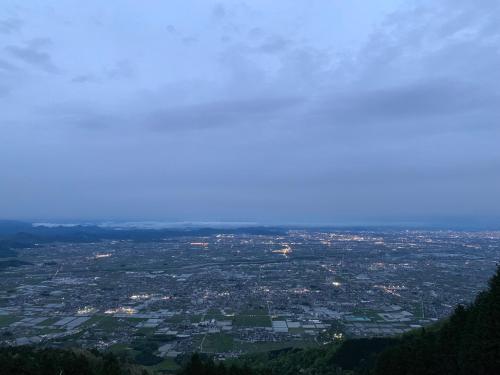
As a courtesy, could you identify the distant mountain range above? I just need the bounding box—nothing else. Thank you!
[0,220,285,259]
[1,218,498,260]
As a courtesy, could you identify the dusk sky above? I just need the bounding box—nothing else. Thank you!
[1,0,499,225]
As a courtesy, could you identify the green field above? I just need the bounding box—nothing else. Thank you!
[189,314,203,323]
[108,343,132,353]
[88,315,140,332]
[235,338,318,353]
[38,317,62,326]
[146,358,180,374]
[0,315,19,327]
[165,314,188,324]
[288,327,305,334]
[240,309,268,316]
[204,309,230,321]
[36,327,64,335]
[202,333,234,353]
[233,314,271,327]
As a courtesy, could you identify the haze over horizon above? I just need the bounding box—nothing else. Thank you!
[1,0,500,224]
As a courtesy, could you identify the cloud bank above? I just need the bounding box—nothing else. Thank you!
[0,0,499,224]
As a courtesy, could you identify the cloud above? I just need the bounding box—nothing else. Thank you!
[147,96,304,131]
[1,0,499,222]
[5,39,59,73]
[0,18,22,34]
[257,35,291,54]
[105,60,134,79]
[71,62,134,84]
[0,59,18,72]
[247,27,264,39]
[318,80,497,125]
[38,95,303,133]
[0,84,12,97]
[212,3,227,20]
[182,36,198,45]
[35,101,115,131]
[166,24,177,34]
[71,74,100,84]
[285,0,500,137]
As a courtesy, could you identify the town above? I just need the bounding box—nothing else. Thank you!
[1,229,499,368]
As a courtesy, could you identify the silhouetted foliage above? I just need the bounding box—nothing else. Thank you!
[0,346,145,375]
[373,265,500,375]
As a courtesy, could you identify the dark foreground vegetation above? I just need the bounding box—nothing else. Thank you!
[0,347,146,375]
[2,265,499,375]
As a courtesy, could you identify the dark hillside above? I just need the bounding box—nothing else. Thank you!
[0,346,147,375]
[374,265,500,375]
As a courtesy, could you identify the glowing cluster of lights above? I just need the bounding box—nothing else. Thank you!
[77,306,97,315]
[94,253,112,259]
[292,287,310,294]
[104,307,136,315]
[369,262,386,270]
[272,244,292,256]
[130,294,150,300]
[374,284,406,297]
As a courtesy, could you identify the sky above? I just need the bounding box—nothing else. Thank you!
[0,0,499,225]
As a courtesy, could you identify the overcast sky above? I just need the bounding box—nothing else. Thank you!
[1,0,499,225]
